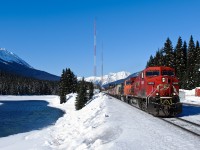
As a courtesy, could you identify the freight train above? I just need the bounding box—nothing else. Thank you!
[104,66,182,117]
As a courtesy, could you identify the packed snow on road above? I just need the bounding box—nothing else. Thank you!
[0,90,200,150]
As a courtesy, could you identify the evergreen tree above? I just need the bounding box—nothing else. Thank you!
[64,68,77,94]
[59,69,67,103]
[59,68,77,103]
[75,78,88,110]
[88,82,94,100]
[60,93,66,104]
[65,68,71,94]
[146,55,154,67]
[146,49,165,68]
[154,49,164,66]
[69,69,78,93]
[194,41,200,87]
[186,35,196,89]
[181,41,188,89]
[163,38,175,68]
[174,36,187,88]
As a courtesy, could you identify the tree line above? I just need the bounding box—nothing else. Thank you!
[0,71,59,95]
[146,35,200,90]
[1,67,94,110]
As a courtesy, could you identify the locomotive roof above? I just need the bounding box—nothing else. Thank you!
[145,66,175,70]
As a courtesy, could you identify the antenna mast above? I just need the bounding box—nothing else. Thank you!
[94,19,97,78]
[101,42,104,85]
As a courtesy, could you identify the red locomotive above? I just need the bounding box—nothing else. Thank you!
[106,66,182,117]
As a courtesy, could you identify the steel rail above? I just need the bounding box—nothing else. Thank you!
[160,118,200,137]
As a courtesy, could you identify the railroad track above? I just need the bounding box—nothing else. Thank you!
[106,94,200,137]
[160,117,200,137]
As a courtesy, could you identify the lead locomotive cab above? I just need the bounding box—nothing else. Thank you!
[142,66,182,116]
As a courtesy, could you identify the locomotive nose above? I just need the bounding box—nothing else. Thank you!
[161,77,171,84]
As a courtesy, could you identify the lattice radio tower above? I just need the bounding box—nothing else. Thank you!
[94,19,97,78]
[101,42,104,85]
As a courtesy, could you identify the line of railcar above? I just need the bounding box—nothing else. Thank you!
[103,66,182,117]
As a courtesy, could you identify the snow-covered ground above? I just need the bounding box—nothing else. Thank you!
[180,89,200,105]
[0,91,200,150]
[179,89,200,125]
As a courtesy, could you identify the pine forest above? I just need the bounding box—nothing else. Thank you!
[146,35,200,90]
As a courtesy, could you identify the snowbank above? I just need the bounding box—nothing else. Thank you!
[180,89,200,105]
[179,89,195,96]
[47,93,112,149]
[47,93,200,150]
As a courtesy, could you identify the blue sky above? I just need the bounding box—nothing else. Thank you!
[0,0,200,77]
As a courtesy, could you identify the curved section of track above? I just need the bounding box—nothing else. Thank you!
[106,93,200,138]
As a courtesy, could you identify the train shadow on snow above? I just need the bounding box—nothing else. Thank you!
[178,104,200,117]
[0,100,65,138]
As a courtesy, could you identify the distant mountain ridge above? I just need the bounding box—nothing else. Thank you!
[0,48,32,68]
[102,71,140,89]
[78,71,131,85]
[0,48,60,81]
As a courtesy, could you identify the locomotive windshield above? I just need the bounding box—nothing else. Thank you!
[162,70,175,76]
[146,70,159,76]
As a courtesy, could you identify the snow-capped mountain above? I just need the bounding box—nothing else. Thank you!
[102,71,131,85]
[78,71,131,85]
[0,48,32,68]
[0,48,60,81]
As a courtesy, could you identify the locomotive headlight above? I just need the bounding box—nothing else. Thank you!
[173,92,176,96]
[156,92,159,96]
[162,77,166,83]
